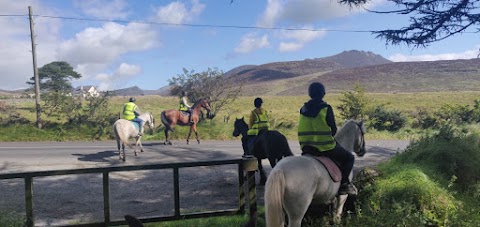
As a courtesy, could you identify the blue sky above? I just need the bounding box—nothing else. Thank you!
[1,0,479,91]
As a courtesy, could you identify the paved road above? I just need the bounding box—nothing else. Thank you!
[0,140,409,173]
[0,140,409,226]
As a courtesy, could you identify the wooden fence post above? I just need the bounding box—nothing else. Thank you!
[242,156,258,227]
[25,177,34,227]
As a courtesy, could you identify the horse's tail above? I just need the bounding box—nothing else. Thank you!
[160,111,173,132]
[114,121,134,150]
[265,168,286,227]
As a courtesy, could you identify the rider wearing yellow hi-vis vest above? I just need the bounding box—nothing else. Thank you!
[122,97,144,137]
[298,82,356,195]
[246,97,270,155]
[179,91,194,125]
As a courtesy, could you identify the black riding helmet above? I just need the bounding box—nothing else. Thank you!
[308,82,326,99]
[129,97,136,102]
[254,97,263,108]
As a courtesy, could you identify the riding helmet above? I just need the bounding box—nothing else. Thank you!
[308,82,326,99]
[129,97,136,102]
[254,97,263,108]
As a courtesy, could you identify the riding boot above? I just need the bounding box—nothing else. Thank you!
[338,182,357,195]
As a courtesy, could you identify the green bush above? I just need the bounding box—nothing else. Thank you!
[368,106,407,131]
[411,107,438,129]
[337,83,368,120]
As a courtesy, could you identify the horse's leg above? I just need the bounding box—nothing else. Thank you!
[193,124,200,144]
[119,142,124,161]
[122,143,126,162]
[268,157,277,168]
[164,128,172,145]
[333,194,349,224]
[134,136,141,156]
[258,158,267,185]
[186,126,193,144]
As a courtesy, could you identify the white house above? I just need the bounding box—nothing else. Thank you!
[74,85,100,98]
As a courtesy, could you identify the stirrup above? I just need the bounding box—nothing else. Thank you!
[338,183,357,195]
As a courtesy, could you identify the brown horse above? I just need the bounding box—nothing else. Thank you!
[160,98,213,145]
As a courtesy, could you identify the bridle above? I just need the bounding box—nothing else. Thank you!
[353,121,366,156]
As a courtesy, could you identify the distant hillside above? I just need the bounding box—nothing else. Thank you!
[112,85,172,96]
[239,58,480,96]
[226,50,392,83]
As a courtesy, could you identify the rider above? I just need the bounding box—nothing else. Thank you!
[246,97,270,155]
[298,82,357,195]
[179,91,194,125]
[122,97,144,137]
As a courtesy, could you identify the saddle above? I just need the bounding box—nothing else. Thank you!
[180,111,190,116]
[130,121,141,130]
[303,154,342,182]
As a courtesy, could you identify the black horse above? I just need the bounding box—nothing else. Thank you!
[232,117,293,185]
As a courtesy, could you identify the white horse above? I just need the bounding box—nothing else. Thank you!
[265,119,366,227]
[113,113,154,162]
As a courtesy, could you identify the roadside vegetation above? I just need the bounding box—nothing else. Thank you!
[2,89,480,142]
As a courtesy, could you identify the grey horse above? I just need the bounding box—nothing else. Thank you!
[113,113,154,162]
[265,120,366,227]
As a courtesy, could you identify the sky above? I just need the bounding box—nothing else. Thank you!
[1,0,479,91]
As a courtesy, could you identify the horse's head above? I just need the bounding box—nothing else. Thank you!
[233,117,248,137]
[198,98,215,119]
[353,120,366,157]
[142,113,155,131]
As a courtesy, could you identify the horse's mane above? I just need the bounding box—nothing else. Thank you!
[192,98,207,109]
[335,119,365,139]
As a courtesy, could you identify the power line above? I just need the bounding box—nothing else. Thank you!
[0,13,374,33]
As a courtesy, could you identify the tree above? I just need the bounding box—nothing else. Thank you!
[26,61,81,124]
[337,83,368,120]
[169,68,243,115]
[27,61,81,92]
[339,0,480,46]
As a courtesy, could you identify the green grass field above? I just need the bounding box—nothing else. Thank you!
[2,91,480,141]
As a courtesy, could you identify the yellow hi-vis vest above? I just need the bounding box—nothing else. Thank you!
[179,97,188,111]
[247,109,270,136]
[122,102,137,121]
[298,107,336,151]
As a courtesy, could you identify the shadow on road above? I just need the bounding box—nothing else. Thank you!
[72,150,117,162]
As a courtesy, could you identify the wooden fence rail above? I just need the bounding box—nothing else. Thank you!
[0,157,258,227]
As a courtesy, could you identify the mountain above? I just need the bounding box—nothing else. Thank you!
[225,50,392,83]
[226,50,480,95]
[112,85,172,96]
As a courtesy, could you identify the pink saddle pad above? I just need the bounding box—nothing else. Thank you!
[304,154,342,182]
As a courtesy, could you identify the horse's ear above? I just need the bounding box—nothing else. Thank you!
[241,117,244,120]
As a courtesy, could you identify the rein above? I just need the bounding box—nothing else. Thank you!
[353,121,366,155]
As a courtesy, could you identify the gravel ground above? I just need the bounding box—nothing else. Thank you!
[0,140,409,226]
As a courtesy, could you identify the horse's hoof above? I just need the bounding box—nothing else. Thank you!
[134,153,138,156]
[197,140,200,144]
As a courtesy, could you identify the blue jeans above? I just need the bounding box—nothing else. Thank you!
[131,117,144,129]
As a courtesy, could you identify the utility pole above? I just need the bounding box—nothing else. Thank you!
[28,6,42,129]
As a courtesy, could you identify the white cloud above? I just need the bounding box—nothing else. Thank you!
[57,22,158,79]
[0,1,59,90]
[277,28,326,52]
[258,0,383,27]
[389,47,480,62]
[234,33,270,54]
[95,63,142,91]
[73,0,130,20]
[153,0,205,24]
